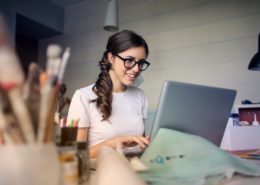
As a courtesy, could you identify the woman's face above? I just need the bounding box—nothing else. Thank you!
[108,46,147,89]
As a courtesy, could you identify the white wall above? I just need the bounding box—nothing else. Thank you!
[39,0,260,111]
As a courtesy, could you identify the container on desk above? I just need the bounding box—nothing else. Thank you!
[60,127,78,147]
[230,113,240,126]
[58,146,79,185]
[0,143,61,185]
[227,126,260,150]
[77,142,90,184]
[222,104,260,151]
[230,104,260,150]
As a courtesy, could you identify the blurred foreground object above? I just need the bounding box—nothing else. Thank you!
[0,15,71,144]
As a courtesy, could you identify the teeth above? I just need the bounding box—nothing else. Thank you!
[126,74,135,80]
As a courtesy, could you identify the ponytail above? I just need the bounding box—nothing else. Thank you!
[92,51,113,120]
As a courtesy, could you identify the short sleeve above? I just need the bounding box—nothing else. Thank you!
[66,90,90,128]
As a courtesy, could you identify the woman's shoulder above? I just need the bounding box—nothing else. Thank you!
[74,84,96,98]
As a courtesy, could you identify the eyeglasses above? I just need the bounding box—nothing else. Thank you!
[114,53,150,71]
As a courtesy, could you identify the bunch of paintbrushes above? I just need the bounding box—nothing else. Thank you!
[37,45,71,143]
[0,16,70,144]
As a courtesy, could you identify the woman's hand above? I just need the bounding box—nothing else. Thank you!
[106,135,150,149]
[78,128,149,158]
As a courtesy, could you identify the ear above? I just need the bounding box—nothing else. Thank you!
[107,52,115,64]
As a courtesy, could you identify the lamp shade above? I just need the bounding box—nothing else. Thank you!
[104,0,119,32]
[248,33,260,71]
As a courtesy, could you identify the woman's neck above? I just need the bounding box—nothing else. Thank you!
[113,82,127,93]
[109,70,127,93]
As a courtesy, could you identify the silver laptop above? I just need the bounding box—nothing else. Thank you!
[149,80,237,146]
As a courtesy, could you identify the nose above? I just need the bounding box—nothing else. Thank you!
[131,63,140,72]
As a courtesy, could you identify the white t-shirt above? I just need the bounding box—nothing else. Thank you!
[67,84,148,146]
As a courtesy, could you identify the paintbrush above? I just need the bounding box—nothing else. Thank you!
[43,86,59,143]
[0,87,25,144]
[0,48,35,144]
[57,47,70,85]
[44,47,71,142]
[23,62,41,135]
[37,44,62,143]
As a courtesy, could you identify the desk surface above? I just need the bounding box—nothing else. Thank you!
[220,175,260,185]
[87,170,260,185]
[87,151,260,185]
[222,151,260,185]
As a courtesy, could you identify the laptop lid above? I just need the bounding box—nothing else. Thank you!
[149,80,236,146]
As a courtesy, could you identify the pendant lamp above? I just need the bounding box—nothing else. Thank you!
[104,0,119,32]
[248,33,260,71]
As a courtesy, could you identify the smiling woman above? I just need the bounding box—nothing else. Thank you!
[67,30,150,158]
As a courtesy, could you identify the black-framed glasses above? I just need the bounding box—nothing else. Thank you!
[114,53,150,71]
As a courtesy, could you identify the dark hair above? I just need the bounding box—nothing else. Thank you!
[92,30,149,120]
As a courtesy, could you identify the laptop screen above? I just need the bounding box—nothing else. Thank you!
[149,81,236,146]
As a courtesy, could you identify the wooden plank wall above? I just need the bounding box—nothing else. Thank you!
[39,0,260,111]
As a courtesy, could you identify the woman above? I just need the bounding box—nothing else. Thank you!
[67,30,150,158]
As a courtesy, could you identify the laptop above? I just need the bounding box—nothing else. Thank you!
[124,81,236,156]
[149,80,237,146]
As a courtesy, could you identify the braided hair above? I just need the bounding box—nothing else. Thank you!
[92,30,149,120]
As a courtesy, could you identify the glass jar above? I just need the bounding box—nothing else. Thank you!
[58,146,78,185]
[77,142,90,184]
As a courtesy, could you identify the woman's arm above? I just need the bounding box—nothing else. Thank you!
[77,128,149,159]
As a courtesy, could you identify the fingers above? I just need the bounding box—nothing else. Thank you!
[132,137,146,148]
[107,135,150,150]
[122,135,149,149]
[139,136,149,145]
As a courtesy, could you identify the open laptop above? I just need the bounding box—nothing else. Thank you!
[123,80,236,156]
[149,80,237,146]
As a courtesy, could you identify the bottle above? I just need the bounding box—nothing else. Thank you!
[252,113,259,126]
[230,113,240,126]
[77,142,90,184]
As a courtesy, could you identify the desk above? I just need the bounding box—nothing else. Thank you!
[86,147,260,185]
[220,175,260,185]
